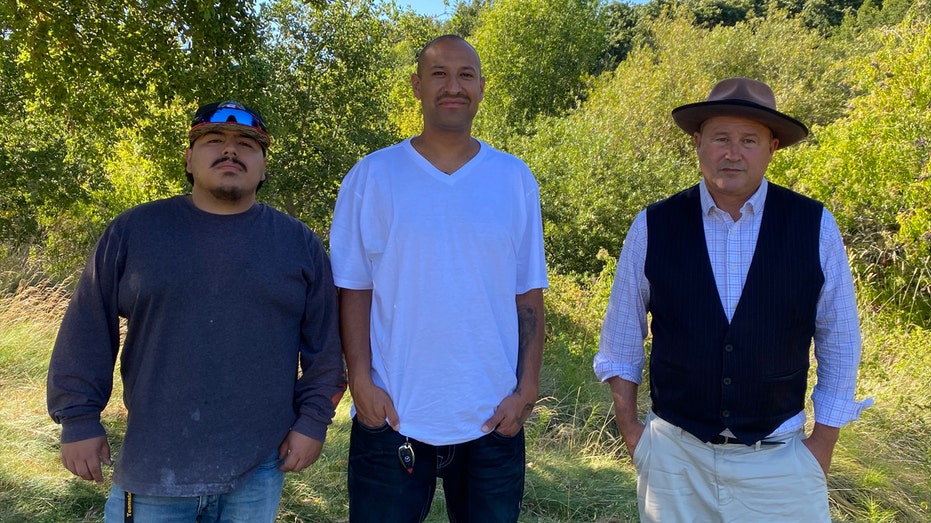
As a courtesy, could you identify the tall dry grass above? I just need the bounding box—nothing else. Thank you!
[1,266,929,521]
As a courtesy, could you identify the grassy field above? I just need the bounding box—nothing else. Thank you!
[1,268,929,522]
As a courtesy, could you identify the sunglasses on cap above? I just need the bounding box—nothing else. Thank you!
[189,101,270,149]
[193,104,267,132]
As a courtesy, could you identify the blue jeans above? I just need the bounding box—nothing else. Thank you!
[103,451,284,522]
[347,416,525,523]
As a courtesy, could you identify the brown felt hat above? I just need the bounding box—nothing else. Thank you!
[671,78,808,149]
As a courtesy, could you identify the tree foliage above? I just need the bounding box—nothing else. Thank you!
[599,1,650,69]
[2,1,930,517]
[5,0,263,127]
[1,0,269,273]
[256,0,398,232]
[519,10,854,275]
[0,0,399,272]
[639,0,869,32]
[779,9,931,323]
[1,0,929,336]
[471,0,608,144]
[443,0,487,36]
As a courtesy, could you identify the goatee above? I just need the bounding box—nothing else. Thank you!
[209,186,244,202]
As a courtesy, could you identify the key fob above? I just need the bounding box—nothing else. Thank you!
[398,441,415,474]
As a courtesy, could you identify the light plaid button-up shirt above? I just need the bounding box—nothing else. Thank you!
[594,178,872,434]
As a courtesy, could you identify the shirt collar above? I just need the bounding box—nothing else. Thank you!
[698,177,769,217]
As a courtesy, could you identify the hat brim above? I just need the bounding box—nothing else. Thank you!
[189,123,270,150]
[671,100,808,149]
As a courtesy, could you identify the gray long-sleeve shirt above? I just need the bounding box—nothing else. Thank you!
[47,195,346,496]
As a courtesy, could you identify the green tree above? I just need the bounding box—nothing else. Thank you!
[518,11,854,275]
[639,0,871,33]
[257,0,399,233]
[1,0,267,274]
[471,0,608,144]
[4,0,263,130]
[779,10,931,323]
[598,1,649,71]
[800,0,866,33]
[443,0,488,36]
[1,0,408,274]
[845,0,920,31]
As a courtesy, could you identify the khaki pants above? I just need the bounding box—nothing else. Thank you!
[633,412,831,522]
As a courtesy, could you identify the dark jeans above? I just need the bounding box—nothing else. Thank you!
[347,416,525,523]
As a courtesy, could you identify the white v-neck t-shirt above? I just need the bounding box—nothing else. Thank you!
[331,138,548,445]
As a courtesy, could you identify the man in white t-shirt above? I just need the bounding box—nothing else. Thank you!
[330,34,548,522]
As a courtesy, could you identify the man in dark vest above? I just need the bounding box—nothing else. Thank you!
[594,77,872,521]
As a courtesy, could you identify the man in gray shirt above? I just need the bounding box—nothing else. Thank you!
[47,100,346,522]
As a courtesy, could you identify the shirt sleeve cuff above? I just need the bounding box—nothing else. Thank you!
[290,415,329,443]
[811,387,874,428]
[60,414,107,444]
[593,360,643,385]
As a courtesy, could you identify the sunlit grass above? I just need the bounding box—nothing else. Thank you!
[1,274,929,522]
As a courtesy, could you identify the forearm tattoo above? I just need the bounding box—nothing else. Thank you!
[514,303,538,422]
[516,303,536,382]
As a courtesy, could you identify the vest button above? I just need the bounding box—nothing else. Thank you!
[723,377,732,385]
[722,410,731,417]
[724,344,734,352]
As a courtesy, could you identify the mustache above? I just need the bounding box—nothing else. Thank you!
[437,95,469,103]
[718,161,744,169]
[211,156,247,170]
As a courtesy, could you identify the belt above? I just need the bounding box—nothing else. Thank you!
[708,435,785,446]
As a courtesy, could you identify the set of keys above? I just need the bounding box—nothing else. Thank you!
[398,439,415,474]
